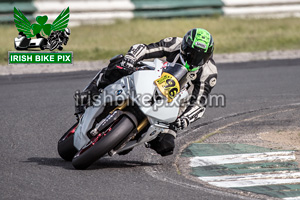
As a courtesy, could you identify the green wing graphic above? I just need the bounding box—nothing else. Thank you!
[51,7,70,32]
[14,7,34,38]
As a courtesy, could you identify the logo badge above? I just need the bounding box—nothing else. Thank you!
[116,90,123,96]
[209,77,217,87]
[188,71,197,81]
[195,41,206,49]
[9,7,73,64]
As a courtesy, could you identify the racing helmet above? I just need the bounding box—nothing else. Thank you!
[64,28,71,37]
[181,28,214,71]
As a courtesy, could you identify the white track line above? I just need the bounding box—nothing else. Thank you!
[202,177,300,188]
[143,154,254,200]
[199,171,300,188]
[284,197,300,200]
[190,151,295,167]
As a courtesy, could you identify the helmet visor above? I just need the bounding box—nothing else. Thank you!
[182,45,210,68]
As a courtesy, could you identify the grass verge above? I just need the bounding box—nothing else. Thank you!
[1,16,300,65]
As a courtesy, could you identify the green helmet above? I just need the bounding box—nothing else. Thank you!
[181,28,214,71]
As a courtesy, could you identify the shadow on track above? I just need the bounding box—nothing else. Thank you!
[24,157,161,170]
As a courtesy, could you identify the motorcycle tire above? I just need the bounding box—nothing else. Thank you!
[72,116,135,170]
[57,122,79,161]
[40,38,46,50]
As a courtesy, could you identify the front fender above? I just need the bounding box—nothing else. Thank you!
[74,105,105,150]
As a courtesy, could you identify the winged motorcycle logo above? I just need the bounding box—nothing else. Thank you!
[14,7,71,51]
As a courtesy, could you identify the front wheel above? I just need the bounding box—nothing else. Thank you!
[57,122,78,161]
[72,116,135,170]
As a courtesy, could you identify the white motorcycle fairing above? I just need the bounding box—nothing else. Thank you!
[74,59,189,152]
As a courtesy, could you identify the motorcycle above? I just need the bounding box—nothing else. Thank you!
[57,56,190,169]
[47,30,68,51]
[14,32,47,50]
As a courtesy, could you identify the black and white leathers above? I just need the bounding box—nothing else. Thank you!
[124,37,218,124]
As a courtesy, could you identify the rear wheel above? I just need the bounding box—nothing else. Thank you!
[57,122,78,161]
[40,38,46,50]
[72,116,135,170]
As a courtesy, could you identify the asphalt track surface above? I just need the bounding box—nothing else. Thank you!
[1,59,300,200]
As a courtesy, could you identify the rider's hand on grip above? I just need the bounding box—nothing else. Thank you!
[118,56,136,74]
[120,55,135,69]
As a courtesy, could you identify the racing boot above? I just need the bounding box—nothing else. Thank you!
[148,133,175,156]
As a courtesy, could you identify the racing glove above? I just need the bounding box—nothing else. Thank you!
[171,116,190,131]
[120,55,135,69]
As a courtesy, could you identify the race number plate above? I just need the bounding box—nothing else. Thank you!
[154,72,180,103]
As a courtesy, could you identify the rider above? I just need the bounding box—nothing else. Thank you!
[48,28,71,50]
[75,28,217,156]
